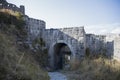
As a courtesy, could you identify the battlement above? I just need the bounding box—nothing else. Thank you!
[0,0,25,14]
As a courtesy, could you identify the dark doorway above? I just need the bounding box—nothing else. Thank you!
[54,43,71,70]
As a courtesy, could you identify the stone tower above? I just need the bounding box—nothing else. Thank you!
[0,0,7,4]
[20,5,25,15]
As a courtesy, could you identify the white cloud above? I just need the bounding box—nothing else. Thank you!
[111,28,120,33]
[85,23,120,34]
[99,29,107,33]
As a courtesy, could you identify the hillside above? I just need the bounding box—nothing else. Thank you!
[0,10,49,80]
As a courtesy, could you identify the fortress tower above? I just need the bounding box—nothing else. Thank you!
[20,5,25,14]
[0,0,25,15]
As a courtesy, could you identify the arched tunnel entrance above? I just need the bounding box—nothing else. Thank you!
[53,43,71,70]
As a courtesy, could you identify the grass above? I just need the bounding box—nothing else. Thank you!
[0,33,50,80]
[0,10,50,80]
[62,57,120,80]
[0,9,23,18]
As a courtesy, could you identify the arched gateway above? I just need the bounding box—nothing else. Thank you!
[43,27,86,70]
[49,41,75,70]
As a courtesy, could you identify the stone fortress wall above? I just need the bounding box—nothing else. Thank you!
[114,35,120,60]
[0,0,46,45]
[86,34,106,56]
[24,15,46,43]
[0,0,120,63]
[0,0,25,14]
[43,27,86,57]
[86,33,120,59]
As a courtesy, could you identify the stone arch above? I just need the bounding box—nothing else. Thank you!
[48,40,75,70]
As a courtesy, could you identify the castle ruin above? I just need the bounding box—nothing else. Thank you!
[0,0,120,70]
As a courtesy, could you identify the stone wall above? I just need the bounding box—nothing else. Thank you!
[114,35,120,60]
[43,27,86,58]
[58,27,86,56]
[105,34,115,57]
[24,15,46,43]
[1,0,120,65]
[86,34,106,55]
[43,27,86,69]
[0,0,25,14]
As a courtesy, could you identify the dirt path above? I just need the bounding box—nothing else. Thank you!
[48,72,67,80]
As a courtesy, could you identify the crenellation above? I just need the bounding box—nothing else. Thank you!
[0,0,25,14]
[24,15,46,43]
[20,5,25,14]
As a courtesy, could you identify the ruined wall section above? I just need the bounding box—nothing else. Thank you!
[59,27,86,57]
[0,0,25,14]
[105,34,120,58]
[86,34,96,54]
[114,35,120,60]
[24,16,46,44]
[44,27,86,59]
[86,34,106,55]
[86,33,120,58]
[105,34,115,57]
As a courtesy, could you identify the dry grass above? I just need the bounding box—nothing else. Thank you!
[63,57,120,80]
[0,33,50,80]
[0,9,23,17]
[0,10,49,80]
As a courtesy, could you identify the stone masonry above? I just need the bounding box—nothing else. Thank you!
[0,0,25,14]
[1,0,120,69]
[114,35,120,60]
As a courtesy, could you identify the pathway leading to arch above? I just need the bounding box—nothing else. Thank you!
[48,72,67,80]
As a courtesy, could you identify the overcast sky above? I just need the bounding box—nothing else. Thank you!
[7,0,120,34]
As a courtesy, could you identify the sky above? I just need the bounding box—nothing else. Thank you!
[7,0,120,34]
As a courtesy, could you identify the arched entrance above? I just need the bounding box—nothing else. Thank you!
[53,43,72,70]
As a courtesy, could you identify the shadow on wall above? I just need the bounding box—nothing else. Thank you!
[106,41,114,58]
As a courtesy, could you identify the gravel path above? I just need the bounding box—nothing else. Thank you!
[48,72,67,80]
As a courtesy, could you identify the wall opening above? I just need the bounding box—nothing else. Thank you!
[53,43,71,70]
